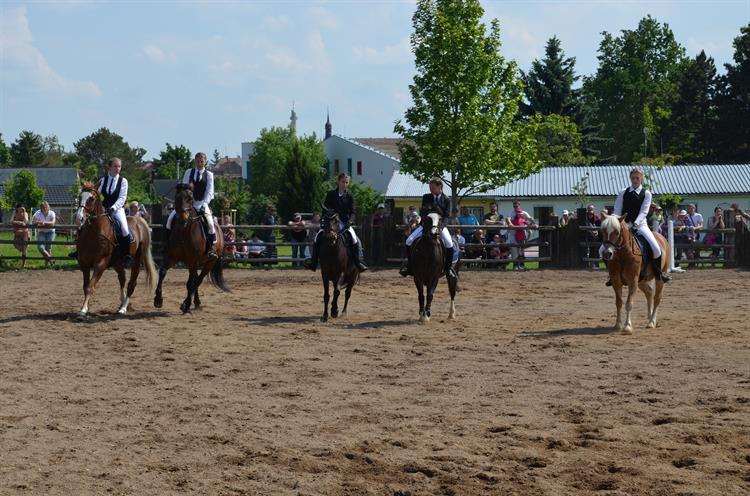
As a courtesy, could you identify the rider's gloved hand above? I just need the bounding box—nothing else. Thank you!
[108,207,115,215]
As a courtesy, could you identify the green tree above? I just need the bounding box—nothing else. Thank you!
[668,51,719,162]
[210,149,221,169]
[528,113,589,166]
[41,134,65,166]
[0,133,14,167]
[394,0,538,210]
[246,194,278,224]
[278,139,327,222]
[522,36,579,118]
[716,23,750,162]
[248,126,295,198]
[74,127,146,169]
[0,169,45,210]
[10,130,46,167]
[583,16,687,163]
[348,182,384,219]
[153,143,192,180]
[210,176,253,224]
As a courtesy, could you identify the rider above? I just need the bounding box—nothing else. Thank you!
[399,177,457,279]
[69,157,134,268]
[600,167,671,285]
[304,173,368,272]
[164,152,218,259]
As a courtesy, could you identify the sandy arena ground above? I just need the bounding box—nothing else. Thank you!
[0,267,748,495]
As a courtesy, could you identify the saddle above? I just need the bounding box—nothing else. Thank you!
[632,230,653,281]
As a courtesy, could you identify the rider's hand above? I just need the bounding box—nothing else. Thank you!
[108,207,115,215]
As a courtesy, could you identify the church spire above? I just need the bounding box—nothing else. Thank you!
[290,101,298,135]
[324,108,332,140]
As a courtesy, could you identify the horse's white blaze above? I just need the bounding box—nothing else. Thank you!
[76,191,92,224]
[428,213,440,235]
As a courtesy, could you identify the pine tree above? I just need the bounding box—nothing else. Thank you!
[522,36,579,118]
[716,23,750,162]
[10,131,45,167]
[668,51,718,162]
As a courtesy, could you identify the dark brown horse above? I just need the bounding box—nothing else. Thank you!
[74,182,157,317]
[600,214,669,333]
[410,212,458,322]
[154,183,229,313]
[318,208,359,322]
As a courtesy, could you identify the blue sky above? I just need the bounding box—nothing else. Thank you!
[1,0,748,160]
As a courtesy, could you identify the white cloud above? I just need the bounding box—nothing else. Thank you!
[0,6,101,97]
[143,44,176,63]
[352,37,411,65]
[262,14,292,31]
[307,6,338,31]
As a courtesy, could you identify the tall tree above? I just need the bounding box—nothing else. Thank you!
[394,0,538,210]
[522,36,579,118]
[277,139,327,223]
[248,126,295,198]
[10,131,45,167]
[41,134,65,166]
[74,127,146,170]
[583,16,687,163]
[210,149,221,169]
[153,143,192,180]
[528,113,590,166]
[716,23,750,162]
[0,133,12,167]
[0,169,45,210]
[668,51,719,162]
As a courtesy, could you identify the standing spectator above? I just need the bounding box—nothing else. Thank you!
[372,203,387,227]
[559,210,571,227]
[261,205,277,264]
[457,206,480,237]
[483,203,503,242]
[674,209,690,260]
[686,204,703,242]
[651,206,664,233]
[307,212,321,247]
[729,203,750,228]
[222,215,236,258]
[584,205,601,268]
[509,205,535,271]
[706,207,725,258]
[406,210,421,237]
[32,201,56,267]
[11,204,30,268]
[288,212,308,267]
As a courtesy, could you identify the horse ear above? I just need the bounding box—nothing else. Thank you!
[620,213,627,222]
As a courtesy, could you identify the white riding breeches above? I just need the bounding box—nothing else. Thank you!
[599,222,662,258]
[166,202,216,236]
[112,208,129,237]
[314,223,359,245]
[406,225,455,249]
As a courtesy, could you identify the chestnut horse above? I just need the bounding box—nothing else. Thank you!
[154,183,229,314]
[318,208,359,322]
[410,212,458,323]
[74,182,157,317]
[600,214,669,333]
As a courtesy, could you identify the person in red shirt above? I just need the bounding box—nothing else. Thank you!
[372,203,387,227]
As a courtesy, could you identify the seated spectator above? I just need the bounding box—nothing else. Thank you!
[372,203,387,227]
[453,228,466,257]
[559,210,571,227]
[705,206,725,258]
[457,206,480,237]
[406,210,421,237]
[464,229,485,259]
[288,212,307,267]
[486,233,510,270]
[404,205,419,225]
[235,232,248,259]
[222,215,236,258]
[247,232,266,266]
[33,201,56,267]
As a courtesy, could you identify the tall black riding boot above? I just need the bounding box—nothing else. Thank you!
[399,247,413,277]
[444,246,457,278]
[652,256,672,283]
[304,237,320,271]
[206,232,218,259]
[351,243,368,272]
[120,233,134,269]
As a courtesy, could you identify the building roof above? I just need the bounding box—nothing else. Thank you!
[386,165,750,198]
[330,135,401,162]
[212,157,243,178]
[0,168,79,205]
[352,138,402,160]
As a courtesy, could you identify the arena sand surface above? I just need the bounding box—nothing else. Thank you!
[0,268,748,496]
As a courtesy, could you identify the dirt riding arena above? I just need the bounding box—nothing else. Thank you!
[0,268,748,495]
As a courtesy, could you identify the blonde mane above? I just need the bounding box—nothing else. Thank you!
[601,215,621,237]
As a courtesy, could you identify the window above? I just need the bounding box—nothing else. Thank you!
[357,161,362,175]
[347,158,353,176]
[334,159,340,175]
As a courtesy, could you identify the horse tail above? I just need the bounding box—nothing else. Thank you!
[138,217,158,292]
[209,259,230,292]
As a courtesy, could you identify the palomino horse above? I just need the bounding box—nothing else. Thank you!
[600,214,669,333]
[318,208,359,322]
[74,182,157,317]
[410,212,458,323]
[154,183,229,314]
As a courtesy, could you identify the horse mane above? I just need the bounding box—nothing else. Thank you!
[81,181,98,193]
[601,215,621,237]
[176,183,194,192]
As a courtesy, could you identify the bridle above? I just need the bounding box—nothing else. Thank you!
[321,211,340,244]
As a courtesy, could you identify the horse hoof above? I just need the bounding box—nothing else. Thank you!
[76,312,87,321]
[646,321,655,329]
[321,316,328,322]
[331,311,339,319]
[193,305,203,312]
[117,307,127,315]
[154,297,163,308]
[180,303,191,314]
[622,326,633,334]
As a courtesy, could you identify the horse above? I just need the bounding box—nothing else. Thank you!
[600,214,669,333]
[318,208,359,322]
[410,212,458,323]
[74,182,157,317]
[153,183,229,314]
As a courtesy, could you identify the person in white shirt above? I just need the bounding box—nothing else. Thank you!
[164,152,218,259]
[600,167,671,285]
[68,157,134,267]
[32,201,56,266]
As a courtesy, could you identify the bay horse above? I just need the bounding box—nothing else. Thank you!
[74,182,157,317]
[410,212,458,323]
[600,214,669,333]
[154,183,229,314]
[318,208,359,322]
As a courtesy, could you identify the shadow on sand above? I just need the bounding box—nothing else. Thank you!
[521,326,619,337]
[236,315,414,330]
[0,311,170,325]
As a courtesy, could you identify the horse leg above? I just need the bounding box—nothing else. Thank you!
[115,266,128,314]
[424,278,438,321]
[192,263,212,311]
[79,268,91,317]
[639,279,655,328]
[613,283,623,330]
[416,280,426,323]
[180,269,197,314]
[331,281,340,319]
[447,274,457,320]
[321,278,330,322]
[81,265,107,317]
[154,263,170,308]
[341,279,353,319]
[651,279,664,328]
[623,278,637,333]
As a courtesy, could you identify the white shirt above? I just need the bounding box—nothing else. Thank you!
[614,186,651,227]
[687,212,703,228]
[32,209,56,232]
[98,174,129,212]
[181,168,214,206]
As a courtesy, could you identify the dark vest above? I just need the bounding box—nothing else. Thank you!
[622,188,645,223]
[101,175,123,209]
[190,168,208,201]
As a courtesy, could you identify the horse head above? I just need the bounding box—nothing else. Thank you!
[600,214,627,261]
[174,183,194,222]
[76,182,103,225]
[423,211,442,239]
[320,208,341,246]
